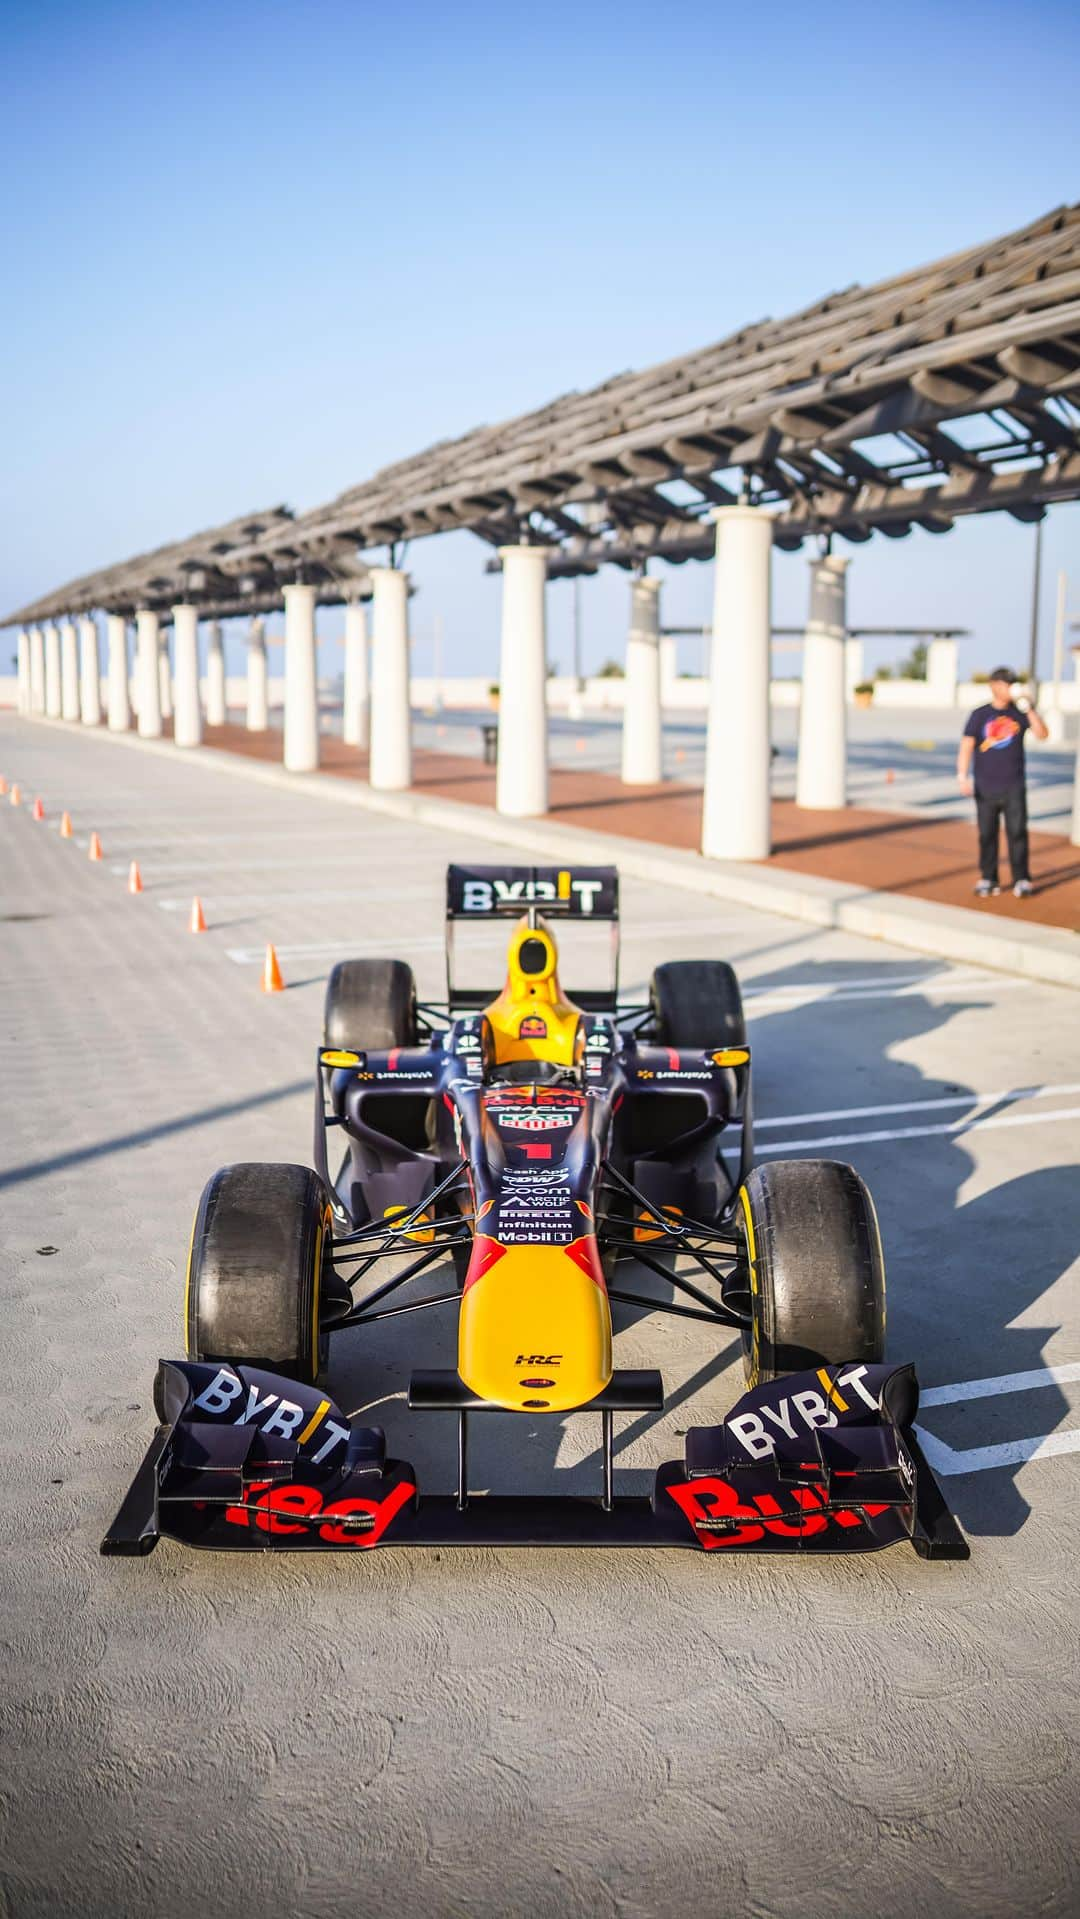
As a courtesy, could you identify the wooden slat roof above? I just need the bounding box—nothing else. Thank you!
[231,201,1080,577]
[4,508,370,626]
[7,202,1080,624]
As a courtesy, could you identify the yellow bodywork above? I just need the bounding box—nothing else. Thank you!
[458,1238,613,1411]
[483,917,582,1067]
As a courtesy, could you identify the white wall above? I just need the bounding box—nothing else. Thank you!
[6,672,1078,719]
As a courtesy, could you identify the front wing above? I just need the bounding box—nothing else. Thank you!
[101,1359,968,1560]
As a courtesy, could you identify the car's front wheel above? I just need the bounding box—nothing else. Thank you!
[737,1158,885,1385]
[185,1162,332,1385]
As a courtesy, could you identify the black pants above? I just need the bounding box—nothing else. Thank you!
[976,785,1029,885]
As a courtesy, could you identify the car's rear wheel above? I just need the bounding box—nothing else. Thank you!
[738,1158,885,1385]
[185,1163,331,1385]
[323,958,417,1051]
[650,959,746,1049]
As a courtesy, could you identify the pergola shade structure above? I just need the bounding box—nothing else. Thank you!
[7,203,1080,630]
[215,202,1080,581]
[4,508,371,627]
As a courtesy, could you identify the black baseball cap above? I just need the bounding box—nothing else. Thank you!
[988,666,1016,683]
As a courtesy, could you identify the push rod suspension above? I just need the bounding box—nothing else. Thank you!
[337,1243,458,1320]
[607,1287,746,1329]
[333,1160,470,1248]
[612,1244,739,1319]
[343,1290,462,1329]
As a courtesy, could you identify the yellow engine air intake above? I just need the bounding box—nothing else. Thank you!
[483,916,582,1067]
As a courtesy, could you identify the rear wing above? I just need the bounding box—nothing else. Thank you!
[445,864,620,1012]
[446,865,618,920]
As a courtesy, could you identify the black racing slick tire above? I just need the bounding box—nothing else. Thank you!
[185,1163,331,1386]
[323,958,417,1051]
[738,1158,885,1386]
[650,959,746,1049]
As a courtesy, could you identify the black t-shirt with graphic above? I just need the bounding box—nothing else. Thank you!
[963,701,1030,795]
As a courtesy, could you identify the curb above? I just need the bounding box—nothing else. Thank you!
[15,714,1080,991]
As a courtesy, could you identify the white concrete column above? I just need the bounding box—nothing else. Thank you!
[58,620,80,720]
[660,632,678,705]
[106,616,131,731]
[495,546,549,817]
[369,569,412,789]
[29,628,46,714]
[44,623,62,718]
[926,635,958,705]
[204,620,227,727]
[844,636,865,698]
[135,609,163,737]
[246,617,269,731]
[172,604,202,747]
[282,584,319,772]
[158,630,173,721]
[621,576,663,785]
[343,600,370,749]
[796,555,849,811]
[702,507,773,861]
[79,617,102,725]
[16,631,30,715]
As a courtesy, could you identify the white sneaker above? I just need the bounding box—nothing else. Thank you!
[1013,879,1033,898]
[974,880,1000,898]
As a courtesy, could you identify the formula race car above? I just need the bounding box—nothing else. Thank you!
[103,864,966,1560]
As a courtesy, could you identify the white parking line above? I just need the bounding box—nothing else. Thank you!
[226,935,448,963]
[744,971,1027,1007]
[916,1362,1080,1474]
[159,886,430,912]
[755,1082,1080,1130]
[920,1361,1080,1405]
[744,969,948,998]
[919,1427,1080,1473]
[760,1104,1080,1152]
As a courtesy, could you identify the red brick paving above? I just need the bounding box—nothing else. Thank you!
[201,722,1080,934]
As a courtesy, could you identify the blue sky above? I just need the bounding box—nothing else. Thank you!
[2,0,1079,680]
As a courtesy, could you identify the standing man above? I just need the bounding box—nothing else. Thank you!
[957,667,1048,898]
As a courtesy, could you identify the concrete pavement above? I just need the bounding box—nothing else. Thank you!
[1,712,1078,1918]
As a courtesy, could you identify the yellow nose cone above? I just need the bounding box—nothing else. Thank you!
[458,1238,612,1411]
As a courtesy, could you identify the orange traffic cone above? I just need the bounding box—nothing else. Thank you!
[32,796,45,821]
[88,831,103,861]
[127,860,143,895]
[261,943,285,993]
[60,811,73,838]
[9,783,21,806]
[0,776,8,796]
[189,896,207,934]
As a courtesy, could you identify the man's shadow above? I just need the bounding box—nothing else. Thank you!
[745,957,1074,1537]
